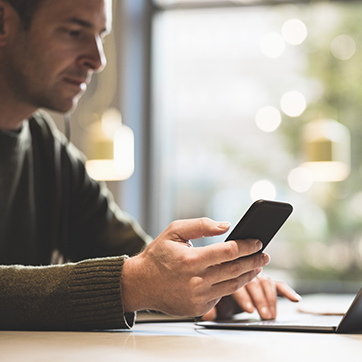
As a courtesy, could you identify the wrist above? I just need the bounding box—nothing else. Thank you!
[121,255,147,313]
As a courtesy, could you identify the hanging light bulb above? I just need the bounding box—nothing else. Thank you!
[85,108,134,181]
[300,119,350,182]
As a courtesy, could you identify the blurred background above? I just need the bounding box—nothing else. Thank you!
[51,0,362,294]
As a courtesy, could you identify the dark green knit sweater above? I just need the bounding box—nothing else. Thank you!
[0,111,151,330]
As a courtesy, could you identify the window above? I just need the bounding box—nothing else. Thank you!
[151,0,362,292]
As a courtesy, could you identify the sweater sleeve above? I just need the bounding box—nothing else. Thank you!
[0,256,135,331]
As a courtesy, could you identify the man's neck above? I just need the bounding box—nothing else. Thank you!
[0,74,37,131]
[0,115,34,131]
[0,99,37,131]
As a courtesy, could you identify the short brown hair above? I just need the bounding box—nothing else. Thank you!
[5,0,47,30]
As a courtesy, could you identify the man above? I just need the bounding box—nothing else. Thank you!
[0,0,300,330]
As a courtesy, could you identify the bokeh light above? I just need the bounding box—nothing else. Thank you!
[255,106,282,132]
[250,180,277,201]
[288,167,313,193]
[281,18,308,45]
[280,90,306,117]
[330,35,356,60]
[260,32,286,59]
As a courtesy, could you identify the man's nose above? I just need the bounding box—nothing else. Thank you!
[80,36,107,73]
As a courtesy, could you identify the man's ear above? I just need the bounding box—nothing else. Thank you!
[0,0,15,46]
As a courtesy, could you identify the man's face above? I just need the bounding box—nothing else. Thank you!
[3,0,111,113]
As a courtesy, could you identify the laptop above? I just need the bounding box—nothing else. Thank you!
[196,288,362,334]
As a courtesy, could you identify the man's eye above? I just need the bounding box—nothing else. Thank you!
[68,30,81,37]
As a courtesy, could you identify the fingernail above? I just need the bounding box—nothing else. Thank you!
[246,302,254,313]
[262,253,270,265]
[217,222,230,229]
[261,307,272,320]
[255,240,263,250]
[293,292,302,301]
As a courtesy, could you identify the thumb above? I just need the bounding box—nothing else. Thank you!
[166,218,230,242]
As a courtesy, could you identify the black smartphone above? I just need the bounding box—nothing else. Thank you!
[224,199,293,252]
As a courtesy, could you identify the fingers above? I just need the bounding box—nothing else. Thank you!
[209,268,263,301]
[133,218,286,318]
[194,239,264,269]
[275,280,302,302]
[232,286,255,314]
[234,276,278,320]
[161,218,266,269]
[202,278,301,322]
[237,276,300,320]
[204,252,270,285]
[250,275,277,319]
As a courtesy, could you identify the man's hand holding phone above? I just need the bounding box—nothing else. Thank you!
[121,218,270,317]
[121,200,298,320]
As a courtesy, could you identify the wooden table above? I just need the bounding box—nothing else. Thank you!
[1,295,362,362]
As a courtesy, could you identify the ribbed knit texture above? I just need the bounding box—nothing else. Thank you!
[0,257,136,330]
[69,257,135,330]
